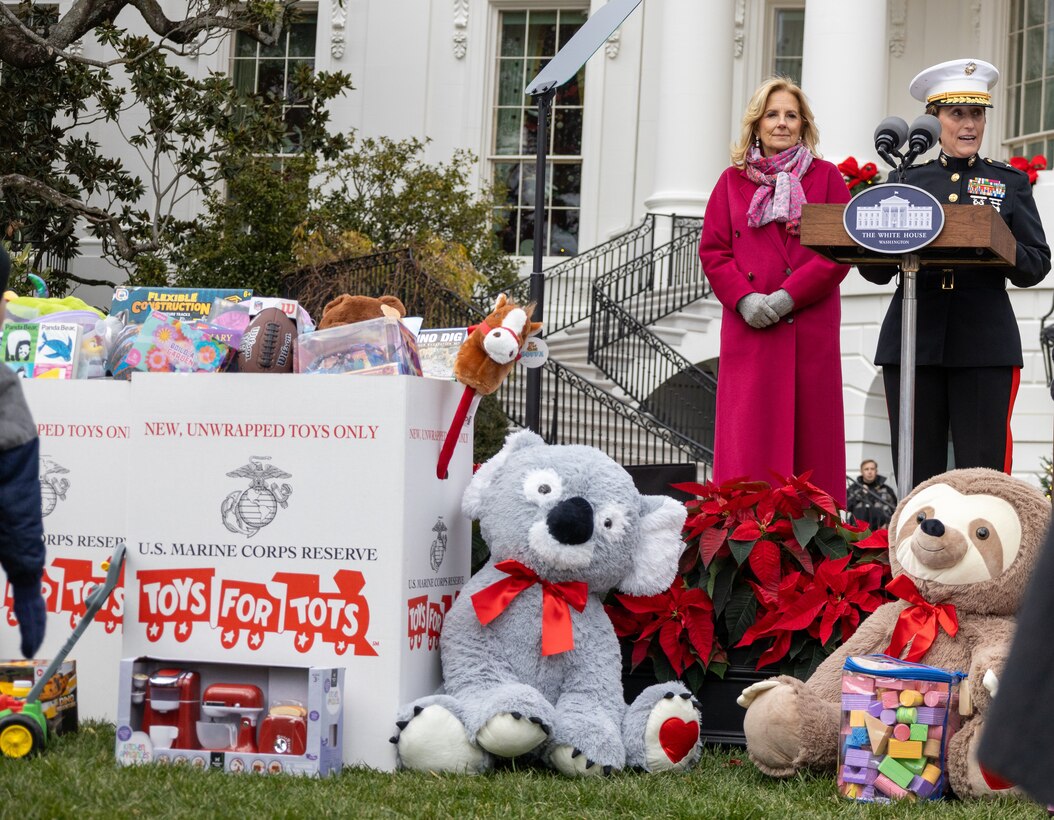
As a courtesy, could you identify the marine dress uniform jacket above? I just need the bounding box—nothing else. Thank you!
[699,158,851,506]
[861,154,1050,367]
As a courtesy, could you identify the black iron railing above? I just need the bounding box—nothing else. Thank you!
[493,216,657,335]
[496,358,709,465]
[589,223,716,458]
[594,219,708,328]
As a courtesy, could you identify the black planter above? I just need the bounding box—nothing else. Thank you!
[622,649,778,747]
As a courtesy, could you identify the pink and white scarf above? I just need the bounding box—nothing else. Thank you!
[745,143,813,235]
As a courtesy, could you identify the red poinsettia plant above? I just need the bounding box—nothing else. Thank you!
[837,156,882,196]
[605,473,893,692]
[1008,154,1048,185]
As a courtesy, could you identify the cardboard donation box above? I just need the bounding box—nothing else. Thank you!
[121,374,473,769]
[0,380,129,722]
[115,658,343,775]
[0,659,77,736]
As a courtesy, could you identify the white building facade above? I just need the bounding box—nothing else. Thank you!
[67,0,1054,490]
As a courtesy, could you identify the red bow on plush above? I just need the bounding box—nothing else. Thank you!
[883,574,959,662]
[471,559,589,656]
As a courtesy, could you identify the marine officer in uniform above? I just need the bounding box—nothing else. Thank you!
[861,58,1051,490]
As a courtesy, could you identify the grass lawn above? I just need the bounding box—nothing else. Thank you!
[0,722,1046,819]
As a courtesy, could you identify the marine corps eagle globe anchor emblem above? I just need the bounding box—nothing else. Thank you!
[221,456,293,537]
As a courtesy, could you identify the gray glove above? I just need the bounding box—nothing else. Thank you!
[736,293,779,329]
[765,289,795,318]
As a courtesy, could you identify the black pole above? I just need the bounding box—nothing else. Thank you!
[525,88,555,434]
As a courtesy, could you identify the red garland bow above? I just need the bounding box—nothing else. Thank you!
[471,559,589,656]
[883,574,959,662]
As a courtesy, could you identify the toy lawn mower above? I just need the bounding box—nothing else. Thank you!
[0,542,125,758]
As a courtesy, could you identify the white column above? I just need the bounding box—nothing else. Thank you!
[644,0,734,218]
[800,0,888,165]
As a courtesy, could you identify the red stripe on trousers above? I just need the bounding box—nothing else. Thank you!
[1003,367,1022,474]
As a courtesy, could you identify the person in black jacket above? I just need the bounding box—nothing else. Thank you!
[846,459,898,529]
[862,58,1051,490]
[0,244,47,658]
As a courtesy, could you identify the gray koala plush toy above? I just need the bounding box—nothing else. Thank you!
[392,430,703,775]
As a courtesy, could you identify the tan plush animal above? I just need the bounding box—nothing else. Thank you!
[317,294,406,330]
[738,468,1050,798]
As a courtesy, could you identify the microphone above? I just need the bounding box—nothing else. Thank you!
[874,117,908,169]
[902,114,941,166]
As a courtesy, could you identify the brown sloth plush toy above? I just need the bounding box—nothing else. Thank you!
[738,468,1050,799]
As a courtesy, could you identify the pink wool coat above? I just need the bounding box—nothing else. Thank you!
[699,158,851,506]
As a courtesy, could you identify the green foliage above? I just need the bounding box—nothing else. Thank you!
[0,1,352,281]
[142,157,314,297]
[299,134,518,298]
[1041,456,1052,501]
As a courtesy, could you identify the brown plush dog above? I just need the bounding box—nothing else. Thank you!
[738,468,1050,798]
[317,294,406,330]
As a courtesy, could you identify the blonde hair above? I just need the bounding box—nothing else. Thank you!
[731,77,821,167]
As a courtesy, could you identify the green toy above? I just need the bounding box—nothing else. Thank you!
[0,543,125,758]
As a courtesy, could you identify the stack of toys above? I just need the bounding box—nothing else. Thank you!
[838,655,964,803]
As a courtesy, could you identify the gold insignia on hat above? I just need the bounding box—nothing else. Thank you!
[910,58,998,108]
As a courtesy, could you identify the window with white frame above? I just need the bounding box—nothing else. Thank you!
[232,15,318,154]
[1006,0,1054,160]
[491,8,586,257]
[770,5,804,84]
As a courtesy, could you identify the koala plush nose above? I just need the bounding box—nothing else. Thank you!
[920,518,945,537]
[546,496,594,545]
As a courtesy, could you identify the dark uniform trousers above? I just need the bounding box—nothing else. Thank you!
[862,151,1050,491]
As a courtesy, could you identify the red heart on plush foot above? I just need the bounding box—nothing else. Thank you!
[659,717,699,762]
[979,763,1014,791]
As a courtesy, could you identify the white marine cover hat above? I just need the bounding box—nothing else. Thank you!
[909,58,999,107]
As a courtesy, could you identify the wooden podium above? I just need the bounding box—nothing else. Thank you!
[800,202,1016,491]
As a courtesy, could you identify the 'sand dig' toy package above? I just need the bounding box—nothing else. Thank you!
[838,654,964,802]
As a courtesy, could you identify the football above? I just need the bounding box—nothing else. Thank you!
[239,307,297,373]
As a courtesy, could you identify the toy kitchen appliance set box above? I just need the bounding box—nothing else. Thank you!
[114,658,343,775]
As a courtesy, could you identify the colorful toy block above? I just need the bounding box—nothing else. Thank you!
[878,755,915,789]
[895,706,917,724]
[880,709,897,725]
[893,723,911,741]
[843,675,876,694]
[923,690,948,707]
[864,714,892,755]
[921,763,942,784]
[899,689,924,707]
[887,739,924,759]
[874,772,910,798]
[848,727,870,748]
[915,706,945,725]
[842,765,870,785]
[923,738,942,758]
[842,694,872,711]
[881,690,901,709]
[849,710,866,728]
[910,775,936,799]
[909,723,928,742]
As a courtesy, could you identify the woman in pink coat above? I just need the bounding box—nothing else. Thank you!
[699,77,851,506]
